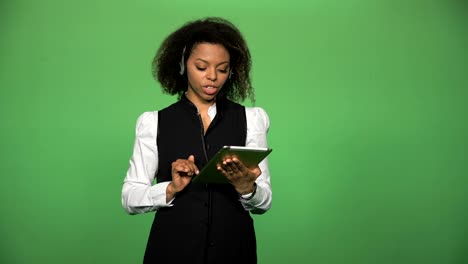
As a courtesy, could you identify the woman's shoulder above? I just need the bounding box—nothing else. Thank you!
[245,106,269,120]
[245,106,268,114]
[245,106,270,131]
[136,110,158,123]
[134,111,158,134]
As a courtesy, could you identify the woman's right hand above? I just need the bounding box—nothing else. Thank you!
[166,155,199,202]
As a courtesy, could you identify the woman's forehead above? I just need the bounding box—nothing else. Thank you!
[189,43,230,63]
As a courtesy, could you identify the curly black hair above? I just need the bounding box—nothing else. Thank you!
[152,17,254,103]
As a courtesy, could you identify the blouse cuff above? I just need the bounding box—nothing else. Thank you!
[149,181,174,207]
[239,183,269,210]
[239,183,257,201]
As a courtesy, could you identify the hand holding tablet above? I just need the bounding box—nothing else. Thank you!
[192,146,272,184]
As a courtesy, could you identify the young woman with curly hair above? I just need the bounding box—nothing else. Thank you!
[122,17,272,264]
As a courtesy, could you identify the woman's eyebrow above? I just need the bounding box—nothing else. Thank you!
[195,58,230,66]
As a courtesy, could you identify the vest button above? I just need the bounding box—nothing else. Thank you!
[209,241,215,247]
[206,144,211,150]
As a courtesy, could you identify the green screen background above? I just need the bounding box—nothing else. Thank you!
[1,0,467,263]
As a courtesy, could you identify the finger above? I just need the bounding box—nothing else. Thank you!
[172,162,186,172]
[174,164,193,176]
[217,165,232,177]
[186,163,199,175]
[186,157,199,174]
[173,159,198,175]
[172,160,188,170]
[188,155,195,163]
[230,158,245,172]
[222,159,239,174]
[252,167,262,177]
[220,164,237,178]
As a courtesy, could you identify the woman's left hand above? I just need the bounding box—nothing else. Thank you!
[217,157,261,195]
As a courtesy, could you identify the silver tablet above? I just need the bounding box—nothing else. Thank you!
[192,146,272,184]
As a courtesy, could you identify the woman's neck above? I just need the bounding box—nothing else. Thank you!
[185,93,215,114]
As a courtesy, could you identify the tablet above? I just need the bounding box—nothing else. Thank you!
[192,146,272,184]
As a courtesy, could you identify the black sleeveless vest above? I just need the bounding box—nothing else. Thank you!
[143,96,257,264]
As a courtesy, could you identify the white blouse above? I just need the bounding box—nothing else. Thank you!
[121,105,272,215]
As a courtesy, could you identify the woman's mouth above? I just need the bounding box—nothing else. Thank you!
[203,85,218,95]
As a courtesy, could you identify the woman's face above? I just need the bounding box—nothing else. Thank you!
[185,42,230,106]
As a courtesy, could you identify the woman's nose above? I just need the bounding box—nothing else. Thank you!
[206,68,217,81]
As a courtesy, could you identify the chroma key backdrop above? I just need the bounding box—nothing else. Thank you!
[1,0,467,263]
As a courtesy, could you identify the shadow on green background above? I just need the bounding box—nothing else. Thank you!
[1,0,467,263]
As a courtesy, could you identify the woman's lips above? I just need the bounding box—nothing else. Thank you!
[203,85,218,95]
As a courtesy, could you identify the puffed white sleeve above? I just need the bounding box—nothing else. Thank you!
[241,107,272,214]
[121,111,173,215]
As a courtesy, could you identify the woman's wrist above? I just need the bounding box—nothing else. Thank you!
[238,183,257,200]
[166,182,177,201]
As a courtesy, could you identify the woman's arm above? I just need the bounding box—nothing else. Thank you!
[121,111,173,215]
[241,107,272,214]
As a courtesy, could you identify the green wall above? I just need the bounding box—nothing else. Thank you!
[1,0,467,263]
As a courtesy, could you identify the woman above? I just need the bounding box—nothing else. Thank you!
[122,17,272,264]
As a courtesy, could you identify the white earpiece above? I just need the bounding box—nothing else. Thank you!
[179,46,186,75]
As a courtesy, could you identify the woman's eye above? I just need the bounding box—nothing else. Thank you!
[218,69,228,73]
[196,67,206,71]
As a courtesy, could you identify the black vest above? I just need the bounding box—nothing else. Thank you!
[144,96,257,264]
